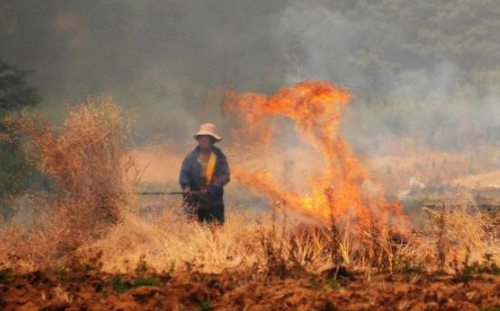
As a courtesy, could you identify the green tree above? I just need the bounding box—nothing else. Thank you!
[345,0,500,82]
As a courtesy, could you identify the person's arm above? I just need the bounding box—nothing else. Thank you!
[179,155,191,193]
[214,154,230,188]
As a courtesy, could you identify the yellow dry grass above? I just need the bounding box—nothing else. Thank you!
[452,169,500,188]
[367,150,500,192]
[78,207,331,274]
[0,97,137,266]
[412,205,500,273]
[1,98,500,278]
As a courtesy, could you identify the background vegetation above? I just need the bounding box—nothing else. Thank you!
[0,0,499,149]
[0,58,43,219]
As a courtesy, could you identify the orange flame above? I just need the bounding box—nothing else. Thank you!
[224,80,410,235]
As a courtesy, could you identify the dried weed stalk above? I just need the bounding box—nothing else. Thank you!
[419,201,499,273]
[1,97,135,266]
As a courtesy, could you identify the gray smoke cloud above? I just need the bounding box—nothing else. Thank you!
[272,2,368,87]
[280,1,500,159]
[0,0,288,142]
[1,0,499,159]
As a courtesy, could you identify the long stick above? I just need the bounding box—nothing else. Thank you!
[135,191,202,196]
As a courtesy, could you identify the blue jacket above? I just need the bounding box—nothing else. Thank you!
[179,146,230,207]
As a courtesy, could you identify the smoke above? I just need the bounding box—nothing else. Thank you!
[0,0,288,141]
[272,1,500,159]
[2,0,500,191]
[272,2,367,88]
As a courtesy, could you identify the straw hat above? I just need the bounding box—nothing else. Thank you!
[194,123,222,142]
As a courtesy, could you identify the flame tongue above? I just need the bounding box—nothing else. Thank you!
[224,80,409,234]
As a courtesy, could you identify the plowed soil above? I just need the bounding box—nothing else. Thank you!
[1,269,500,311]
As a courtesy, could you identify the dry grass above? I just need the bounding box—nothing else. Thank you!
[0,97,136,266]
[69,200,500,277]
[1,97,500,280]
[414,204,500,273]
[77,204,333,275]
[2,191,500,277]
[366,147,500,193]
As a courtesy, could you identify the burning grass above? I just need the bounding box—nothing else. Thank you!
[2,198,500,310]
[223,80,411,240]
[1,85,500,310]
[3,195,500,277]
[0,86,499,276]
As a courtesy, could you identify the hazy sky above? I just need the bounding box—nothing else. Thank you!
[1,0,499,152]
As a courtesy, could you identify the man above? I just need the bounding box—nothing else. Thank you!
[179,123,230,224]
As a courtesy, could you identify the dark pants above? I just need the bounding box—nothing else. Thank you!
[183,204,225,225]
[197,205,225,224]
[183,193,224,225]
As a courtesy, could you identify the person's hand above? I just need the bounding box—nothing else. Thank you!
[183,187,191,195]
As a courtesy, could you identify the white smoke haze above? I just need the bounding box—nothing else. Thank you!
[272,1,391,91]
[272,1,498,152]
[2,0,500,196]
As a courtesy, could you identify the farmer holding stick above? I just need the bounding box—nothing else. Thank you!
[179,123,230,224]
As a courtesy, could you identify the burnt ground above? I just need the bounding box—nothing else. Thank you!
[1,267,500,311]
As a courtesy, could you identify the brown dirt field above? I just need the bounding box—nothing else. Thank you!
[1,269,500,311]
